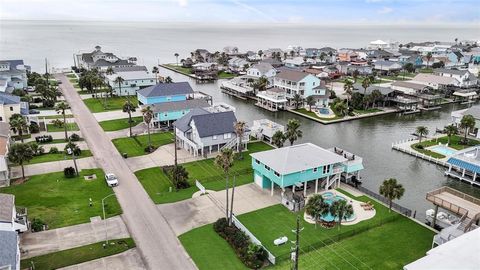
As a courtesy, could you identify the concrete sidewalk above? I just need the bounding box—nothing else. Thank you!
[10,157,97,178]
[21,216,130,259]
[59,248,145,270]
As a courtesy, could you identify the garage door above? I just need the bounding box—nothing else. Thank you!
[254,172,263,188]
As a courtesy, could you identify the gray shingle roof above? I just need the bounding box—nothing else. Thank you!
[353,83,395,95]
[0,92,20,105]
[149,99,210,113]
[275,69,309,81]
[192,111,237,138]
[250,62,275,74]
[0,231,18,270]
[92,59,131,67]
[434,68,469,76]
[138,82,194,98]
[112,66,148,72]
[0,193,14,223]
[463,106,480,119]
[174,108,209,133]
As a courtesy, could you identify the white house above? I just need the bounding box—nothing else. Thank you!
[0,231,20,270]
[274,69,327,106]
[246,62,277,84]
[410,73,460,90]
[373,60,403,73]
[451,106,480,138]
[76,46,137,71]
[368,40,390,50]
[105,66,156,96]
[434,69,478,88]
[0,60,30,92]
[0,122,11,187]
[228,57,249,73]
[0,92,27,123]
[284,57,315,68]
[0,194,28,232]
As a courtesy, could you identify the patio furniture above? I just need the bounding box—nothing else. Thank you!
[274,236,288,246]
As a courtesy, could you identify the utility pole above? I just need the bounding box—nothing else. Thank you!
[291,215,303,270]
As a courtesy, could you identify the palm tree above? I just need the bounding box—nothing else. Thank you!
[330,199,354,229]
[55,102,70,141]
[8,143,34,180]
[271,130,286,148]
[164,76,173,83]
[444,125,458,145]
[305,194,329,228]
[361,77,371,95]
[415,126,429,143]
[286,119,303,146]
[233,121,246,159]
[257,77,269,91]
[152,66,159,84]
[141,106,154,152]
[174,53,179,66]
[305,96,316,111]
[123,100,137,137]
[214,148,235,225]
[335,101,349,117]
[379,178,405,212]
[106,67,114,76]
[114,76,125,97]
[460,114,476,144]
[343,79,354,108]
[425,52,433,69]
[9,114,28,142]
[292,94,303,109]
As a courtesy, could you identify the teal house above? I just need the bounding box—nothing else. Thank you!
[250,143,364,196]
[148,99,211,128]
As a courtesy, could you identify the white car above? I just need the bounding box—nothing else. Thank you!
[105,173,119,187]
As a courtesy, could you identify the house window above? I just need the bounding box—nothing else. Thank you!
[213,135,217,140]
[9,107,13,111]
[255,159,260,164]
[265,165,271,171]
[313,167,318,173]
[323,165,330,174]
[274,171,280,177]
[299,82,305,86]
[167,96,171,101]
[0,117,2,121]
[223,133,232,139]
[164,113,168,117]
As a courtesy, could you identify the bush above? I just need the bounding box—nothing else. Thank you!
[415,144,424,150]
[35,135,53,143]
[144,146,156,153]
[52,119,64,128]
[69,133,80,141]
[213,218,229,236]
[49,147,59,154]
[29,104,39,109]
[29,122,40,133]
[31,218,46,232]
[33,97,42,103]
[42,99,55,108]
[64,167,76,178]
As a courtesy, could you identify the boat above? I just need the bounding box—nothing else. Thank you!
[425,209,460,229]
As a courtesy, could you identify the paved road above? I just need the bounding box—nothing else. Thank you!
[55,74,197,270]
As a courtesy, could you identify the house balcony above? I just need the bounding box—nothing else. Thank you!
[332,166,344,174]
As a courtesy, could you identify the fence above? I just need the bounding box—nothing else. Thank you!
[391,140,449,167]
[356,185,413,217]
[231,215,277,265]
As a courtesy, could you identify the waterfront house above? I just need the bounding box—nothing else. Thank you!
[0,60,30,92]
[255,87,288,112]
[451,106,480,138]
[75,46,136,71]
[250,143,363,196]
[353,84,396,107]
[445,146,480,186]
[337,49,358,62]
[250,119,285,143]
[0,194,28,232]
[410,74,460,90]
[273,69,323,102]
[0,230,20,270]
[434,69,478,88]
[105,66,156,96]
[246,62,277,84]
[174,107,248,157]
[227,57,249,73]
[192,49,212,63]
[264,48,284,59]
[259,58,283,68]
[137,82,194,105]
[146,99,211,128]
[0,123,11,187]
[373,60,402,74]
[391,81,430,95]
[0,92,28,122]
[284,57,314,69]
[367,40,391,50]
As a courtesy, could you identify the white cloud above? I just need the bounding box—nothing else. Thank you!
[177,0,188,7]
[230,0,278,22]
[366,0,385,3]
[377,6,393,14]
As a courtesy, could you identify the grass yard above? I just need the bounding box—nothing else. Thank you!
[83,97,138,113]
[41,114,74,119]
[99,116,144,131]
[179,224,247,270]
[28,150,92,165]
[0,169,122,229]
[112,132,174,157]
[294,108,343,121]
[410,135,480,159]
[180,189,435,270]
[135,141,273,204]
[218,71,236,79]
[20,238,135,270]
[46,122,80,132]
[165,64,193,74]
[66,73,77,79]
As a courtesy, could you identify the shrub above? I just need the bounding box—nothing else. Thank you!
[49,147,59,154]
[64,167,76,178]
[31,218,46,232]
[69,133,80,141]
[29,104,38,109]
[42,99,55,108]
[33,97,42,103]
[35,135,53,143]
[52,119,64,128]
[29,122,40,133]
[213,218,228,235]
[415,144,424,150]
[144,146,156,153]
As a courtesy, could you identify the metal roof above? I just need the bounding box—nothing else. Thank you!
[0,231,18,270]
[137,82,194,98]
[149,99,210,113]
[0,193,14,223]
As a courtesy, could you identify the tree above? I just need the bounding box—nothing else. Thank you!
[170,165,189,190]
[286,119,303,146]
[141,106,154,151]
[305,194,329,228]
[444,125,458,145]
[55,102,70,141]
[425,52,433,69]
[9,114,28,142]
[123,100,137,137]
[292,94,303,110]
[330,199,354,229]
[305,96,316,111]
[64,141,81,156]
[361,77,371,95]
[415,126,429,143]
[174,53,180,66]
[334,101,349,116]
[114,76,125,97]
[233,121,246,159]
[152,66,159,84]
[106,67,114,76]
[460,114,476,144]
[343,79,354,108]
[8,143,34,179]
[271,130,286,148]
[215,148,235,225]
[370,89,383,108]
[257,50,263,59]
[379,178,405,211]
[164,76,173,83]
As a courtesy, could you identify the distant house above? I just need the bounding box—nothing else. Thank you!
[391,81,430,95]
[368,40,390,50]
[223,46,239,55]
[75,46,136,71]
[174,107,248,157]
[246,62,277,84]
[434,69,478,88]
[373,60,403,74]
[0,92,28,122]
[227,57,249,73]
[0,123,11,187]
[337,64,373,76]
[0,60,30,92]
[337,49,358,62]
[192,49,212,63]
[366,49,394,61]
[0,230,20,270]
[105,66,156,96]
[410,74,460,90]
[274,69,324,104]
[284,57,314,68]
[260,58,283,68]
[446,51,465,67]
[137,82,194,105]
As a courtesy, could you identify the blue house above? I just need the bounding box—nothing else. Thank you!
[445,146,480,187]
[137,82,194,105]
[149,99,211,128]
[250,143,364,196]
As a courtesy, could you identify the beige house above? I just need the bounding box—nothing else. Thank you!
[0,92,24,123]
[0,122,11,187]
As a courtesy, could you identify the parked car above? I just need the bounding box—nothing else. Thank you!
[105,173,119,187]
[29,109,40,114]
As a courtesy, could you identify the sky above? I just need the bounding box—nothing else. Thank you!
[0,0,479,24]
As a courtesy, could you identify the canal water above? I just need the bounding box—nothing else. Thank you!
[160,66,480,219]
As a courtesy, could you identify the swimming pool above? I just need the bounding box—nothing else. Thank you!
[319,108,330,115]
[430,145,457,156]
[320,193,356,222]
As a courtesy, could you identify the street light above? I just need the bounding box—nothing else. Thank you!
[102,193,116,246]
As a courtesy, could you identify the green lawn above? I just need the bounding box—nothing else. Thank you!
[180,189,435,270]
[419,68,433,73]
[354,108,383,115]
[112,132,174,157]
[0,169,122,229]
[42,114,74,119]
[179,224,247,270]
[28,150,92,164]
[355,76,389,84]
[135,142,273,204]
[218,71,236,79]
[46,122,80,132]
[294,108,343,121]
[20,238,135,270]
[66,73,77,79]
[83,97,138,113]
[99,116,144,131]
[410,135,480,159]
[165,64,193,74]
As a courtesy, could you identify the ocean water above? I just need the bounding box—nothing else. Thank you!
[0,20,478,71]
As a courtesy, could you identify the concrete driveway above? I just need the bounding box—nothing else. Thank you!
[158,183,280,236]
[10,157,97,178]
[21,216,130,259]
[93,110,142,122]
[59,248,145,270]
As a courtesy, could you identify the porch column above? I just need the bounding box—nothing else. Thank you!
[462,168,466,177]
[315,178,319,194]
[303,181,307,197]
[271,180,274,196]
[432,205,439,228]
[293,185,296,193]
[474,172,477,182]
[448,164,452,172]
[325,175,330,190]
